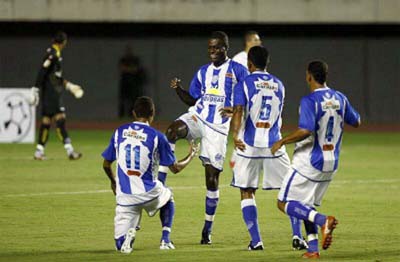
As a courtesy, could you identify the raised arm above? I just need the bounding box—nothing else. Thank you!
[168,141,199,174]
[171,78,197,106]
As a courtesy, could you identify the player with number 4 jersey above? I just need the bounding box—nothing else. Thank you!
[272,61,361,259]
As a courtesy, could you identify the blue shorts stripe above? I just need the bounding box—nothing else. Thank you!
[283,170,297,202]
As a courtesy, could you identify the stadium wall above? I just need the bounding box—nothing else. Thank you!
[1,0,400,23]
[0,23,399,124]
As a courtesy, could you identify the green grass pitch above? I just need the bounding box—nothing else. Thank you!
[0,129,399,261]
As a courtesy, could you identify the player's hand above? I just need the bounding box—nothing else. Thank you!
[233,137,246,152]
[65,81,84,99]
[170,77,182,89]
[271,140,283,155]
[29,87,39,106]
[111,181,116,195]
[189,140,200,158]
[219,107,233,118]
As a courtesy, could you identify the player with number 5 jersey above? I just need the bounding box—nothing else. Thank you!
[231,46,307,251]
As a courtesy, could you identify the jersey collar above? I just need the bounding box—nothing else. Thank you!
[252,70,268,74]
[313,86,330,92]
[133,121,149,126]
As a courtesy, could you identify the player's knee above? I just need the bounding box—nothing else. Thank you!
[54,113,66,121]
[240,189,254,199]
[166,121,188,142]
[165,126,177,142]
[42,117,51,125]
[277,200,286,213]
[205,171,220,190]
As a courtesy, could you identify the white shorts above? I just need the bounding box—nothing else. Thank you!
[277,168,333,207]
[179,111,228,171]
[114,183,172,239]
[231,152,291,190]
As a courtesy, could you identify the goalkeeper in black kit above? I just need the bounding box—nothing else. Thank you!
[31,31,84,160]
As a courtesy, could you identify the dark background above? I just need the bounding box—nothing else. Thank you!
[1,22,399,123]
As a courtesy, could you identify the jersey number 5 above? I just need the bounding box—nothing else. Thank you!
[125,144,141,176]
[260,96,272,121]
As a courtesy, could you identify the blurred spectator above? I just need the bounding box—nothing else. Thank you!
[118,45,147,118]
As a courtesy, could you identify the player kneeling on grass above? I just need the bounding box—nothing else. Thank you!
[271,61,361,259]
[101,96,199,253]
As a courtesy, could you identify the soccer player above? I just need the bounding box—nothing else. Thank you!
[158,31,248,244]
[32,31,84,160]
[271,61,361,259]
[231,46,306,250]
[232,31,262,68]
[228,30,262,168]
[102,96,199,253]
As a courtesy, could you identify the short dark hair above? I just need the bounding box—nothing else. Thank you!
[53,31,68,44]
[244,30,259,42]
[210,31,229,49]
[133,96,155,118]
[248,46,270,69]
[307,61,328,84]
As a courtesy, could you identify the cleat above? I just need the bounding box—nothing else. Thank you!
[200,230,212,245]
[68,151,82,160]
[34,150,46,160]
[135,225,141,231]
[292,236,309,250]
[160,240,175,250]
[321,216,338,250]
[301,252,320,259]
[120,228,136,254]
[248,241,264,251]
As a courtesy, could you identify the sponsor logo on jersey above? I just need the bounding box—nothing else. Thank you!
[123,129,147,141]
[202,93,225,103]
[254,79,278,91]
[321,97,340,111]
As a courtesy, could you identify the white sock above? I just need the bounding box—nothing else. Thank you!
[64,143,74,155]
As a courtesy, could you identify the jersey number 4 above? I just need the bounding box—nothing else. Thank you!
[125,144,141,176]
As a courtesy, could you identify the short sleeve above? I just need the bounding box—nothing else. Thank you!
[343,95,360,126]
[189,70,202,100]
[234,63,249,82]
[298,96,317,131]
[233,81,246,107]
[101,131,117,162]
[157,133,176,167]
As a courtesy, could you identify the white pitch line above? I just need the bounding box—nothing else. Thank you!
[1,179,399,198]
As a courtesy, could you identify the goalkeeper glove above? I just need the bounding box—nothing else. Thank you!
[29,87,39,106]
[65,81,84,99]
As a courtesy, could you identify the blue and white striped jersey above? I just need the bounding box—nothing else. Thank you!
[102,122,175,196]
[292,87,360,179]
[234,71,285,149]
[189,59,248,133]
